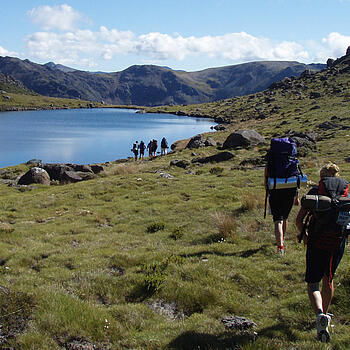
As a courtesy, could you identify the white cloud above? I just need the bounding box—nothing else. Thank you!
[28,4,84,31]
[26,26,313,69]
[0,45,18,57]
[322,32,350,57]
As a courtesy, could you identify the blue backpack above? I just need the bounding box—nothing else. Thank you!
[267,137,300,179]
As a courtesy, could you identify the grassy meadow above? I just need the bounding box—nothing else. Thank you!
[1,56,350,349]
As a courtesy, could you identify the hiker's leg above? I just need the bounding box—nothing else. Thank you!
[282,219,288,242]
[308,282,323,314]
[274,220,284,248]
[321,276,334,314]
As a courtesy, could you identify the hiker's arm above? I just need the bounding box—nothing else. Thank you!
[294,188,300,206]
[295,207,307,233]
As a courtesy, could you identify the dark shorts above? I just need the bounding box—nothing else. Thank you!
[305,238,346,283]
[269,188,297,222]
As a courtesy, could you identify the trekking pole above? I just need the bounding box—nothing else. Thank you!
[264,188,268,219]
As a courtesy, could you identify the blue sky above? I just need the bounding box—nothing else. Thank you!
[1,0,350,72]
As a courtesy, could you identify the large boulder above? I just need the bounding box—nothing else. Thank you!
[192,151,234,164]
[18,167,50,185]
[186,134,205,149]
[222,130,266,149]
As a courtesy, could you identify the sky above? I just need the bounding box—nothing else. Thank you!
[1,0,350,73]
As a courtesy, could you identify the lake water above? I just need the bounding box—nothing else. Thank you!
[0,108,215,168]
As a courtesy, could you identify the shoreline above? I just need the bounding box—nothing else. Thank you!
[0,108,217,170]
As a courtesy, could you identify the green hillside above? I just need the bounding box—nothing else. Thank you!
[0,52,350,349]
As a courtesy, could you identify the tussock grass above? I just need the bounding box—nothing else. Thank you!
[211,211,237,241]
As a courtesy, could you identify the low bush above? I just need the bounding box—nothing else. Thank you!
[146,222,165,233]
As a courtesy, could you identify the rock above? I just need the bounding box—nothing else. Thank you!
[90,164,104,174]
[222,315,257,331]
[346,46,350,56]
[310,91,321,99]
[69,164,93,173]
[170,160,190,169]
[186,134,205,149]
[213,124,227,131]
[43,164,74,180]
[284,131,318,157]
[318,121,341,130]
[18,167,50,185]
[327,58,335,67]
[192,151,234,164]
[76,172,96,181]
[204,137,217,147]
[25,159,42,166]
[148,300,185,321]
[61,171,83,183]
[222,130,266,149]
[158,172,174,179]
[345,157,350,163]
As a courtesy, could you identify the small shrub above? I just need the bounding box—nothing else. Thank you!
[240,193,262,212]
[211,211,237,240]
[169,227,184,240]
[146,222,165,233]
[209,167,224,175]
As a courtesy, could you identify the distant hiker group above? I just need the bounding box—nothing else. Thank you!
[131,137,168,160]
[264,136,350,343]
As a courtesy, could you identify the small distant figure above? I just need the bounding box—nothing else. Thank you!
[151,139,158,157]
[147,140,153,157]
[131,141,138,160]
[161,137,169,156]
[139,140,146,160]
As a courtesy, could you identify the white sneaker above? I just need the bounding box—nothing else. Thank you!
[316,313,331,342]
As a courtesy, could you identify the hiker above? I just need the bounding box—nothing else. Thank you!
[151,139,158,157]
[131,141,138,160]
[264,137,303,254]
[139,140,146,160]
[147,140,153,157]
[296,162,349,342]
[161,137,168,156]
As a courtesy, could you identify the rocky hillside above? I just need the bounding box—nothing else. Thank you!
[0,56,324,106]
[0,72,35,95]
[148,48,350,131]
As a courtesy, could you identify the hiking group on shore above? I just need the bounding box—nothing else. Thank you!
[131,137,168,160]
[264,136,350,343]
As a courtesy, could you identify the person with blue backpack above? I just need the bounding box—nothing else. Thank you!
[264,137,306,254]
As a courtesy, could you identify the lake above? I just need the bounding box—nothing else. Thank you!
[0,108,215,168]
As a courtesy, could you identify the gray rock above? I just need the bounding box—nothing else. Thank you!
[18,167,50,185]
[213,124,227,131]
[192,151,234,164]
[310,91,321,99]
[61,171,83,183]
[43,164,74,180]
[327,58,335,67]
[204,137,217,147]
[186,134,205,149]
[222,315,257,331]
[347,46,350,56]
[90,164,104,174]
[170,160,190,169]
[222,130,266,149]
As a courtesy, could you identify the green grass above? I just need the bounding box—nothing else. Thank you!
[1,56,350,348]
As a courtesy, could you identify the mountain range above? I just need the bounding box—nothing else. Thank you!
[0,56,325,106]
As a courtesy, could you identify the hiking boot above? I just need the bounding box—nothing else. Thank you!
[316,313,331,342]
[277,245,284,255]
